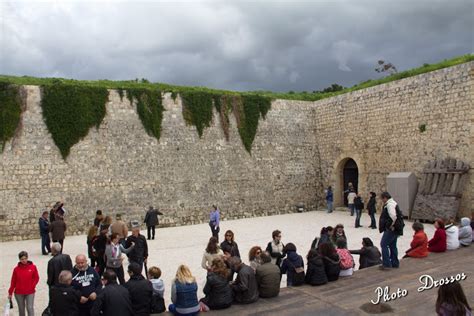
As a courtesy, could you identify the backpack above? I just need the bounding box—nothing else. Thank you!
[336,249,354,270]
[393,204,405,235]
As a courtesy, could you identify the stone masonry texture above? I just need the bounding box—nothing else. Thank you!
[0,62,472,240]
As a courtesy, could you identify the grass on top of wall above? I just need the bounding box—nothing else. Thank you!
[0,82,22,151]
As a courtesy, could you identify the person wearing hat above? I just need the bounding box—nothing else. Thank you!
[144,206,163,240]
[125,221,149,274]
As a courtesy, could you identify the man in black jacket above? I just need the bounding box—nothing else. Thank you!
[228,257,259,304]
[39,211,51,255]
[50,270,82,316]
[144,206,163,240]
[379,192,404,270]
[91,270,133,316]
[125,222,148,273]
[47,243,73,287]
[124,262,152,316]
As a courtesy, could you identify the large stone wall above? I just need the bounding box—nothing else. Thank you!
[0,62,472,240]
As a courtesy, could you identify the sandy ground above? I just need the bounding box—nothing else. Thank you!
[0,209,435,315]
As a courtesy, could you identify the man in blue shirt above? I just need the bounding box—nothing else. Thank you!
[209,205,220,242]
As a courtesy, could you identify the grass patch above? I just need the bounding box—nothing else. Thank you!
[0,82,22,151]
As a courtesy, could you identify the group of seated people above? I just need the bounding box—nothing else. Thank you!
[404,217,473,258]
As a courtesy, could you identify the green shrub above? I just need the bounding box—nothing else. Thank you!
[125,88,164,140]
[238,95,272,153]
[40,84,108,159]
[180,91,214,138]
[0,82,22,151]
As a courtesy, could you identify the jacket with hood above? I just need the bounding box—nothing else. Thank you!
[459,217,472,246]
[280,251,304,285]
[305,255,327,286]
[445,224,460,250]
[8,261,40,296]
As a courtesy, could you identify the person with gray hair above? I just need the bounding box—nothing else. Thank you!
[255,252,281,298]
[47,242,73,287]
[50,270,82,316]
[228,257,259,304]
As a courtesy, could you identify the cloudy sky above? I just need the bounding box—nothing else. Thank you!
[1,0,472,92]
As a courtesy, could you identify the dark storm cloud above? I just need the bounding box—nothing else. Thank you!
[1,0,472,92]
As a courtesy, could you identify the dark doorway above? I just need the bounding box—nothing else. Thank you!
[343,159,359,206]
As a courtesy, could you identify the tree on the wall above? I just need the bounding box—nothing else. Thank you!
[375,60,398,75]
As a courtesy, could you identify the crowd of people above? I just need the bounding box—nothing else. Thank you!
[6,197,473,316]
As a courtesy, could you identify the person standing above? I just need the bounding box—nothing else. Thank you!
[39,211,52,255]
[47,243,73,288]
[49,214,67,252]
[125,222,149,273]
[110,214,128,246]
[50,270,82,316]
[347,190,357,216]
[105,233,135,284]
[367,192,377,229]
[209,205,220,241]
[354,193,364,228]
[8,251,39,316]
[144,206,163,240]
[379,192,404,270]
[93,210,104,227]
[71,254,101,316]
[91,270,133,316]
[325,186,333,213]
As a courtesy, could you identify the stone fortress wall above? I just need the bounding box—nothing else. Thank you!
[0,62,472,241]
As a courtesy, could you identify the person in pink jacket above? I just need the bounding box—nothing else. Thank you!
[8,251,40,316]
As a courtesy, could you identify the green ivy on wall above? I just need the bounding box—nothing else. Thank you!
[0,82,22,151]
[40,84,108,159]
[237,95,272,153]
[180,91,214,138]
[125,88,164,140]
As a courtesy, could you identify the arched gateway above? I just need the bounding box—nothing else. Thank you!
[333,157,359,207]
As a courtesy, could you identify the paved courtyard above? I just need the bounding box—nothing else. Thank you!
[0,209,436,314]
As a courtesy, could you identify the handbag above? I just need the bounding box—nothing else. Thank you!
[288,259,305,286]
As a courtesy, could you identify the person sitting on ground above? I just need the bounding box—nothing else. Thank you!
[428,219,447,253]
[336,238,354,277]
[110,214,128,245]
[280,243,305,286]
[435,281,472,316]
[266,230,285,266]
[228,257,259,304]
[404,222,429,258]
[104,233,135,284]
[93,210,104,227]
[124,262,153,316]
[50,270,81,316]
[91,270,133,316]
[319,242,340,282]
[87,226,99,268]
[201,237,223,271]
[248,246,263,271]
[350,237,382,268]
[445,218,460,250]
[220,230,241,258]
[148,266,166,314]
[169,265,200,316]
[332,224,347,245]
[255,252,281,298]
[200,258,233,311]
[305,249,328,286]
[311,226,334,250]
[458,217,472,247]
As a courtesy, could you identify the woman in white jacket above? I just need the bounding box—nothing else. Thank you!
[445,219,460,250]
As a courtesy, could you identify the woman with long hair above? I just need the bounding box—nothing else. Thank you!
[319,242,340,282]
[201,237,223,271]
[305,249,327,286]
[220,230,240,258]
[87,225,98,267]
[436,281,471,316]
[169,265,200,316]
[8,251,39,316]
[248,246,263,271]
[200,258,233,311]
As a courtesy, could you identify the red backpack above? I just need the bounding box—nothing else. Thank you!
[336,249,354,270]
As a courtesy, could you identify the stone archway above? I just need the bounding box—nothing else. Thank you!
[333,157,361,207]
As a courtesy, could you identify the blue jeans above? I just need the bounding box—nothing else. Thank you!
[355,208,362,227]
[168,304,199,316]
[348,204,355,216]
[41,234,51,254]
[326,201,333,213]
[369,213,377,228]
[380,230,399,268]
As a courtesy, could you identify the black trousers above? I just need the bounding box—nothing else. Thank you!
[147,226,156,240]
[209,223,220,242]
[107,266,125,284]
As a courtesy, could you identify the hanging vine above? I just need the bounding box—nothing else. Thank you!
[180,91,214,138]
[0,82,22,151]
[125,88,164,140]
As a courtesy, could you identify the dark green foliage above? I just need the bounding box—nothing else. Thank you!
[419,123,427,133]
[125,88,164,140]
[238,95,272,153]
[0,82,22,151]
[180,91,214,138]
[170,91,178,102]
[40,84,108,159]
[214,95,231,141]
[320,83,344,93]
[117,88,125,101]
